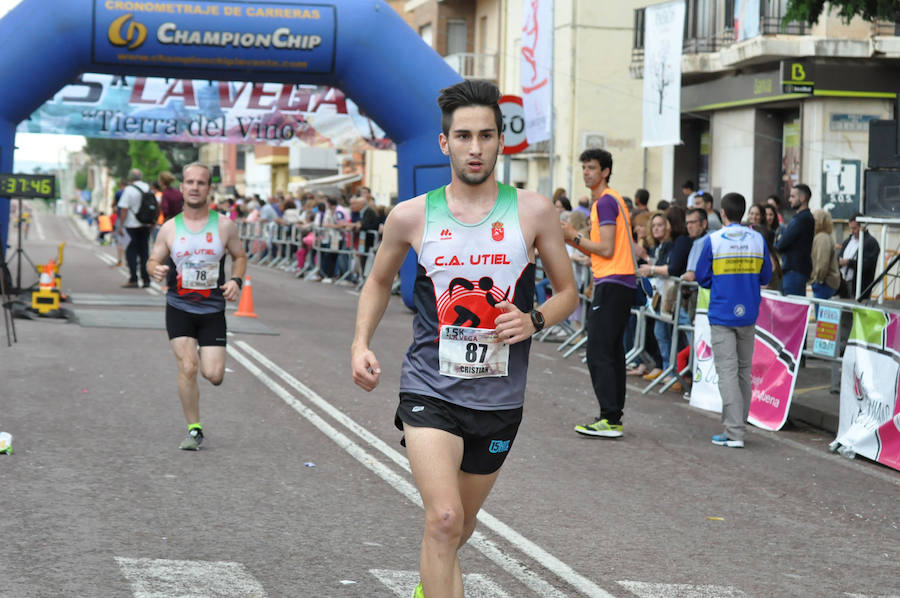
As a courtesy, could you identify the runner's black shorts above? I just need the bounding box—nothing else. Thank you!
[395,392,523,475]
[165,304,227,346]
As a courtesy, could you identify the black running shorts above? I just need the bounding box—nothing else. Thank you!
[395,392,523,475]
[165,304,227,346]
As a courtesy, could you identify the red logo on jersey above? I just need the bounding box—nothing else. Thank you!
[491,221,504,242]
[440,229,452,240]
[206,232,213,243]
[436,276,510,329]
[179,237,186,243]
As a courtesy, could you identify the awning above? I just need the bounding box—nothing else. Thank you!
[290,172,362,191]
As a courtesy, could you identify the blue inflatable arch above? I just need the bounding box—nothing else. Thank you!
[0,0,461,306]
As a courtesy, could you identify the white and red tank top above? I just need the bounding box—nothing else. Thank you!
[400,183,536,410]
[166,210,226,314]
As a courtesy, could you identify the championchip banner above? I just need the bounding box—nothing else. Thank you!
[93,1,336,74]
[17,73,390,147]
[641,0,684,147]
[690,294,811,431]
[834,308,900,472]
[520,0,553,144]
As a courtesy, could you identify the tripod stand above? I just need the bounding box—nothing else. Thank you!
[4,197,37,294]
[0,258,16,347]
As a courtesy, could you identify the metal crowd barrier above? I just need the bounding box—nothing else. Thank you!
[237,221,381,289]
[538,272,698,395]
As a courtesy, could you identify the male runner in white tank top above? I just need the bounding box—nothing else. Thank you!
[351,80,578,598]
[146,163,247,450]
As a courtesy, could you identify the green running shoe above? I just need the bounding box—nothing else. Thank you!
[412,581,424,598]
[179,427,204,450]
[574,418,623,438]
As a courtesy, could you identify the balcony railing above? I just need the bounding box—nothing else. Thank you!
[875,21,900,36]
[444,52,499,82]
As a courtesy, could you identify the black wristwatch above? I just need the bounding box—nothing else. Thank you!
[573,233,582,246]
[530,309,545,333]
[231,277,243,290]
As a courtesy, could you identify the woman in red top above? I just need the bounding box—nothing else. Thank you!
[158,171,184,221]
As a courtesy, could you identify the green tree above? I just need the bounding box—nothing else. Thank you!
[157,142,200,177]
[785,0,900,25]
[128,140,171,185]
[74,168,89,191]
[83,138,131,181]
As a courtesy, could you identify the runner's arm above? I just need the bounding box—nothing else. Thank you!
[146,220,174,282]
[351,201,418,391]
[220,219,248,302]
[495,193,579,344]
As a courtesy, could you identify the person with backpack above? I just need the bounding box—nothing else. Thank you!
[116,168,158,288]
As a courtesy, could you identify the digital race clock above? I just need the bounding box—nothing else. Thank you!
[0,174,56,198]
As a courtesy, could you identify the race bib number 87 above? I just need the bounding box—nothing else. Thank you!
[439,326,509,379]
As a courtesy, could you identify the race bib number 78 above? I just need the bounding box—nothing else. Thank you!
[439,326,509,379]
[182,261,219,290]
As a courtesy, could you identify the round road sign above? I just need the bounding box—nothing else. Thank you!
[499,94,528,155]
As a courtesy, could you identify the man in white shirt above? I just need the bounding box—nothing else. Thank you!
[116,168,153,288]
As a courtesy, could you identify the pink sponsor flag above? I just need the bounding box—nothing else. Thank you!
[835,308,900,472]
[748,295,812,431]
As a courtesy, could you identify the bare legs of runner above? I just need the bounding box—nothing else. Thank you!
[170,337,225,424]
[404,425,502,598]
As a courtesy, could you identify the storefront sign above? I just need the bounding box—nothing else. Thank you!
[834,307,900,472]
[683,61,898,113]
[16,73,390,147]
[781,60,815,94]
[830,113,880,132]
[813,305,841,358]
[93,1,336,74]
[821,159,861,221]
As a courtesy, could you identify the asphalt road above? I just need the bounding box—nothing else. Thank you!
[1,206,898,598]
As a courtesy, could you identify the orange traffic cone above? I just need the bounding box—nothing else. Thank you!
[39,260,55,290]
[234,275,258,318]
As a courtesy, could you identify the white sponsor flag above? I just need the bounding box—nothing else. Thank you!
[520,0,553,144]
[642,0,685,147]
[735,0,761,42]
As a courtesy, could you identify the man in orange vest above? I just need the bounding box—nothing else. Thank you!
[97,211,113,245]
[562,148,636,438]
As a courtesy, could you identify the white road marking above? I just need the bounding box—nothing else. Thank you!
[370,569,512,597]
[617,581,746,598]
[33,212,45,240]
[533,352,555,360]
[344,289,360,296]
[115,557,267,598]
[95,251,117,265]
[228,343,598,598]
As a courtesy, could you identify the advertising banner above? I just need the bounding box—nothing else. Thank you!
[834,308,900,472]
[690,289,723,412]
[690,294,811,432]
[641,0,685,147]
[93,1,336,74]
[520,0,553,144]
[734,0,761,42]
[748,295,811,431]
[16,74,390,147]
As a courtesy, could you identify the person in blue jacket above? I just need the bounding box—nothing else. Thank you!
[695,192,772,448]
